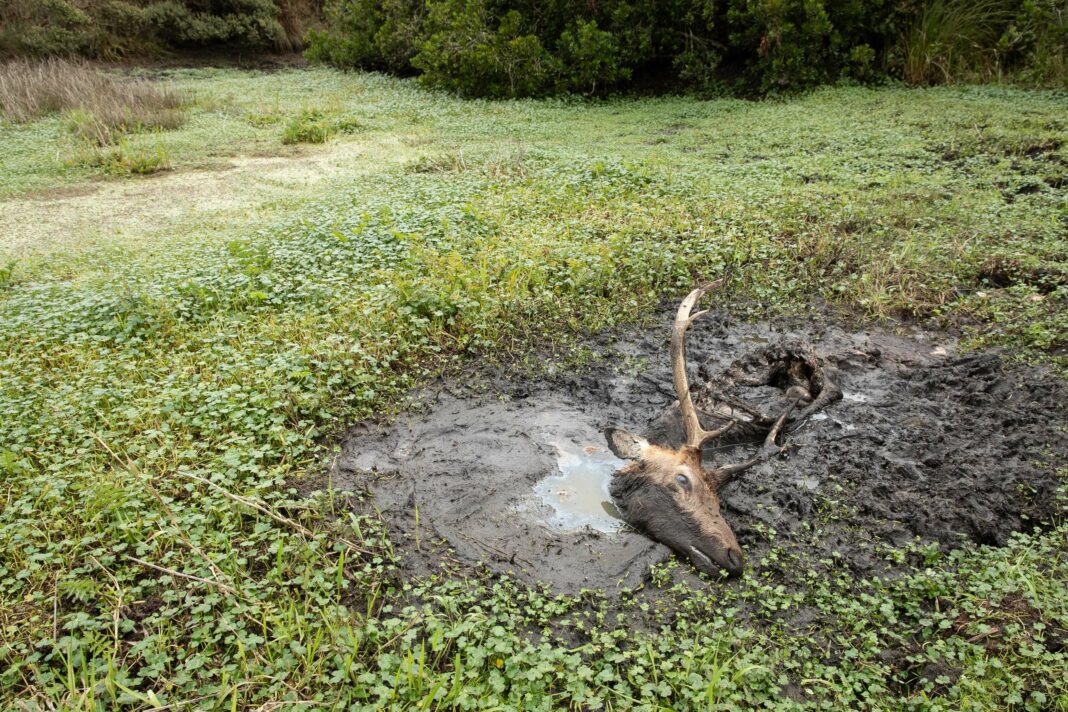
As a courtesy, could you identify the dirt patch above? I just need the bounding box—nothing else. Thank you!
[16,185,101,202]
[330,312,1067,594]
[0,137,411,259]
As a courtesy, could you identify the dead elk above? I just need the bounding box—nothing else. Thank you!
[605,283,841,576]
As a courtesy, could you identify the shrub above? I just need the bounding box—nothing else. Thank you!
[413,3,560,98]
[304,0,425,71]
[1005,0,1068,86]
[309,0,898,97]
[724,0,875,93]
[557,19,631,94]
[144,0,291,51]
[306,0,1066,96]
[0,59,187,148]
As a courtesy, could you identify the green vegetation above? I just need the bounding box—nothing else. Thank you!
[0,67,1066,708]
[281,107,361,144]
[5,1,1065,97]
[0,0,316,58]
[307,0,1068,97]
[0,59,187,179]
[79,139,172,175]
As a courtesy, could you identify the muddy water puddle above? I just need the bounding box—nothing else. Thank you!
[532,445,624,533]
[328,310,1067,593]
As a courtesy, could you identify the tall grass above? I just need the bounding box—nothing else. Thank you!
[0,58,186,144]
[901,0,1013,85]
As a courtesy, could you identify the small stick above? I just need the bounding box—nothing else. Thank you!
[126,556,239,597]
[459,532,534,568]
[177,471,372,556]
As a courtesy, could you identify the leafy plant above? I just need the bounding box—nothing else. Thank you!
[281,108,361,144]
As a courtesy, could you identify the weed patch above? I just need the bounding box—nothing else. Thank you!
[0,59,187,141]
[406,151,470,173]
[74,139,171,176]
[281,108,361,144]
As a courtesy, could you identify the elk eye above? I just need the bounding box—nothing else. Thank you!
[675,474,691,490]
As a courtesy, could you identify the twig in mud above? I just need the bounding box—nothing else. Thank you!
[639,373,677,399]
[459,532,534,568]
[827,432,875,442]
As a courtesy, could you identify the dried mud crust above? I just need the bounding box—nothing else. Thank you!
[331,313,1067,594]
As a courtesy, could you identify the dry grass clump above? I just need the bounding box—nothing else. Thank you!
[0,58,187,143]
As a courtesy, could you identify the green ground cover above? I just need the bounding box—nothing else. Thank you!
[0,67,1066,709]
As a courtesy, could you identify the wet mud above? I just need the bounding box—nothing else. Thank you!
[331,311,1067,594]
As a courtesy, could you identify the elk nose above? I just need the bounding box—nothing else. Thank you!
[725,549,744,576]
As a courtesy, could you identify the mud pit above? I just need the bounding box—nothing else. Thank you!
[333,312,1067,594]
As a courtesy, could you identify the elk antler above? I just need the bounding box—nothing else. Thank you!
[671,281,841,494]
[705,397,797,489]
[672,282,735,450]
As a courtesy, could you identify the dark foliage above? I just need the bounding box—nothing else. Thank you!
[306,0,1067,97]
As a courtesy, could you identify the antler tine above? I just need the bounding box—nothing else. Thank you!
[706,397,800,490]
[672,280,731,450]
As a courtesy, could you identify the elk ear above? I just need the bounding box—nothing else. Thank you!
[605,427,649,460]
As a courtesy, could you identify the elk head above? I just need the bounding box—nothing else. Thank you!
[605,428,744,575]
[606,283,797,577]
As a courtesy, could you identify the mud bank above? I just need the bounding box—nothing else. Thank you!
[332,312,1067,593]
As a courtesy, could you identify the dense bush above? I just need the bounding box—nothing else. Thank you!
[1004,0,1068,85]
[0,0,317,58]
[307,0,1067,97]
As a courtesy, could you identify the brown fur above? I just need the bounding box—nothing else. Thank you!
[607,432,744,576]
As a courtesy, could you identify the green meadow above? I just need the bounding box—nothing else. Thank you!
[0,67,1066,709]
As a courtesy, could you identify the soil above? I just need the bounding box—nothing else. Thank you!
[0,138,413,259]
[329,310,1067,594]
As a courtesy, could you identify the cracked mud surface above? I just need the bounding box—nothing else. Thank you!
[330,311,1067,594]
